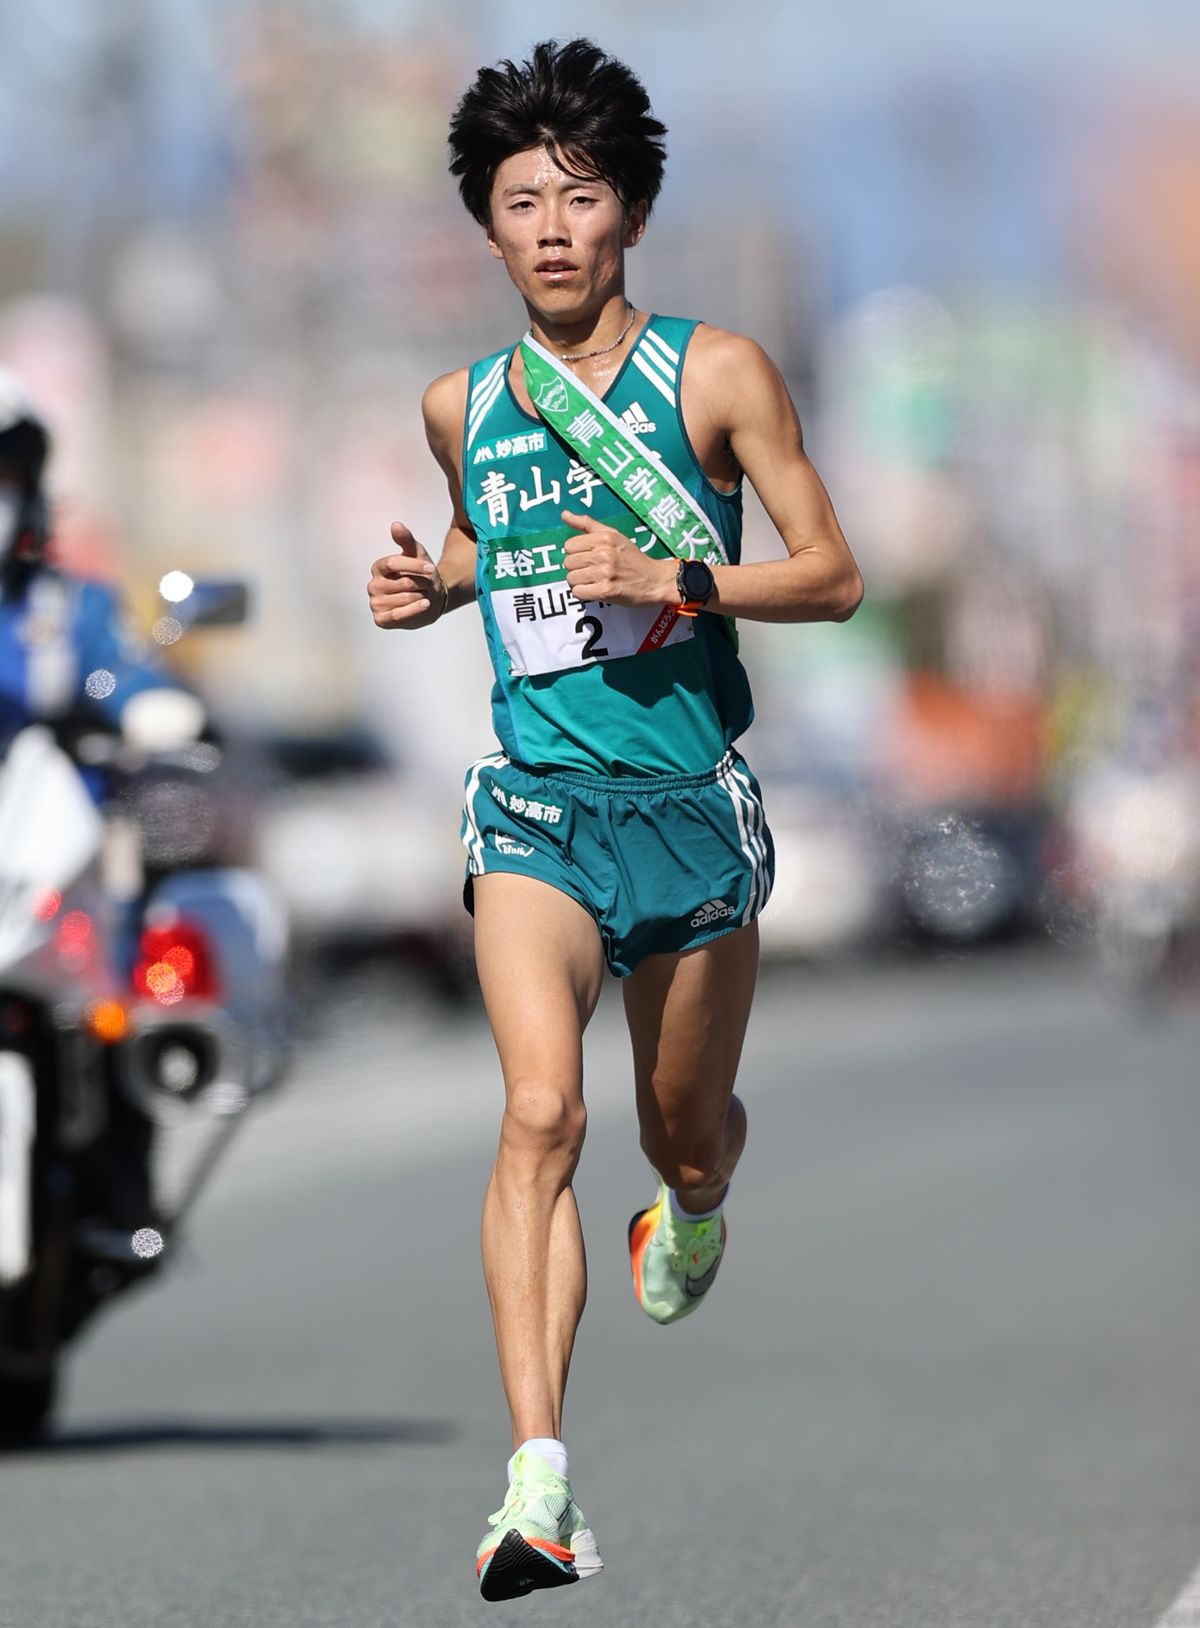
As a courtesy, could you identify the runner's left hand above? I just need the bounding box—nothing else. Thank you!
[562,511,676,608]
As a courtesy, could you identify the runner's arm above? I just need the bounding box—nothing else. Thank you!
[687,328,863,624]
[368,370,477,630]
[421,370,479,615]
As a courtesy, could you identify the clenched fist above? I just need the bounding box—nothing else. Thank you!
[562,510,676,609]
[368,522,447,630]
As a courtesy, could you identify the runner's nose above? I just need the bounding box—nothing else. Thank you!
[538,201,570,246]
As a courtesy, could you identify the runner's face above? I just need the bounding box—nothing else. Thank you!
[486,147,645,323]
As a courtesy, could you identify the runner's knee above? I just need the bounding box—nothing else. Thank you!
[500,1084,587,1170]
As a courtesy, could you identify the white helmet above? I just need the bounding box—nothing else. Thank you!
[0,367,39,435]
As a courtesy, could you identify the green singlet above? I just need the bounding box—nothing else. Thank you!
[462,315,753,777]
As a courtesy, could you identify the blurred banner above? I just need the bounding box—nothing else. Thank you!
[1,0,1197,979]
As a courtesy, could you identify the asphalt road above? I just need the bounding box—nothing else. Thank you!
[4,948,1200,1628]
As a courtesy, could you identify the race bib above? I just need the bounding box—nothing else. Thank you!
[482,527,693,679]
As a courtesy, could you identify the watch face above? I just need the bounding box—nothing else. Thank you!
[681,560,714,601]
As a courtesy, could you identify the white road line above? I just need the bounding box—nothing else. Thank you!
[1156,1562,1200,1627]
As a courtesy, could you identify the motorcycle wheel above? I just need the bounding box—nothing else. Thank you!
[0,1369,57,1448]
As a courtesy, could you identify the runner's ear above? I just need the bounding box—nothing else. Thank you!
[623,201,648,249]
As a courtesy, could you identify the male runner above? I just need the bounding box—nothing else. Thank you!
[367,38,862,1602]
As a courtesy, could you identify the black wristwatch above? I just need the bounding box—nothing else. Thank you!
[675,558,715,616]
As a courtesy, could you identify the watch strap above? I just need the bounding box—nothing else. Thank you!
[676,557,714,617]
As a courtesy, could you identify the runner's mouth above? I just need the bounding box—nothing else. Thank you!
[535,262,578,280]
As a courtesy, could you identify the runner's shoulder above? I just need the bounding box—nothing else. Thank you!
[687,323,781,386]
[421,368,470,445]
[420,367,468,433]
[686,324,791,426]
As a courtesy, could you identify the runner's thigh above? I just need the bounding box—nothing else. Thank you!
[473,872,606,1102]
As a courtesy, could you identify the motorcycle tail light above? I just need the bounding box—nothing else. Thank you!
[86,998,129,1042]
[54,909,94,968]
[133,920,220,1005]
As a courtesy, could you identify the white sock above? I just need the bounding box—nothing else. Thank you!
[669,1186,726,1224]
[509,1437,568,1482]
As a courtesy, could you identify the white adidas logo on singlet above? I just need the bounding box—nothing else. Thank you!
[621,401,657,436]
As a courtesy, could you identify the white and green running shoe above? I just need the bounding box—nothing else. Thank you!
[628,1180,727,1324]
[475,1448,603,1602]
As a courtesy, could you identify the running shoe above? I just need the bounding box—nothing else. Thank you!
[475,1447,603,1602]
[628,1180,727,1324]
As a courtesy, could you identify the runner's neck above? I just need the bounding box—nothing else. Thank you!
[529,297,640,355]
[519,307,646,402]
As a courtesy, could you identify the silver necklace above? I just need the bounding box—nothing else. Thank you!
[558,304,636,363]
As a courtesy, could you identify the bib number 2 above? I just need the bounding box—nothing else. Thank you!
[576,614,608,661]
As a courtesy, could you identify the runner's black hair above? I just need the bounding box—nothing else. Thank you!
[449,38,667,226]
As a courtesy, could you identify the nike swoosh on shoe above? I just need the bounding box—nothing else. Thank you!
[684,1258,721,1298]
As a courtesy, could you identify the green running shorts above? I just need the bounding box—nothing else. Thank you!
[460,748,774,976]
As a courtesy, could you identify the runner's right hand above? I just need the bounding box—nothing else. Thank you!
[369,523,447,630]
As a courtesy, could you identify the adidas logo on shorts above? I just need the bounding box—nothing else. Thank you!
[689,897,737,929]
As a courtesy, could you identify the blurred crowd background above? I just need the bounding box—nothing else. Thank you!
[3,0,1199,992]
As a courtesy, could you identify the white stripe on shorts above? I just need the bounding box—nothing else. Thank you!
[462,750,509,874]
[729,761,772,915]
[716,756,760,926]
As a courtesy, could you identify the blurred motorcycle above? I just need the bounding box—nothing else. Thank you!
[0,581,288,1445]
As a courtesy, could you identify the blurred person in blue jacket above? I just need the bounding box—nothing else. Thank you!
[0,367,204,1242]
[0,366,204,764]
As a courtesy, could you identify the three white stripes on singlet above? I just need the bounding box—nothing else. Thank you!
[462,749,770,929]
[467,355,508,449]
[629,327,679,409]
